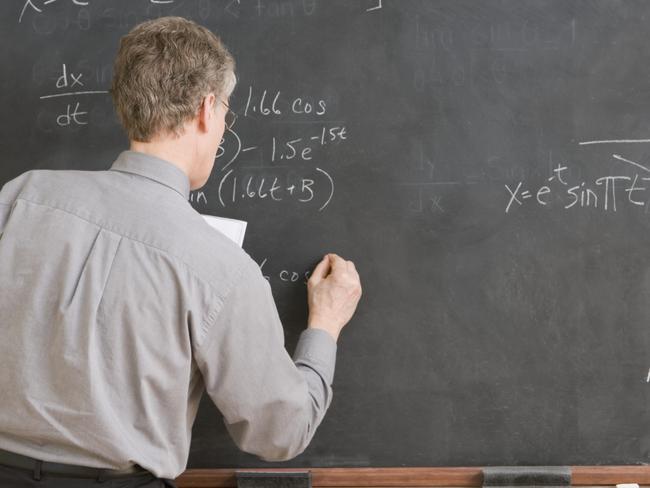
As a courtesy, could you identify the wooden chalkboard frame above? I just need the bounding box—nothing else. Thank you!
[175,467,650,487]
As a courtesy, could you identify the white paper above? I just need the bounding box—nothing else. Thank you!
[201,214,247,247]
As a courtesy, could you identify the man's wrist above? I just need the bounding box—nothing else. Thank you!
[307,323,339,343]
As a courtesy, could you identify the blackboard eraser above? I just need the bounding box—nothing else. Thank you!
[236,471,311,488]
[482,467,571,487]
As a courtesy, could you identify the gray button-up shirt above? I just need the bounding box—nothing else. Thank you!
[0,150,337,479]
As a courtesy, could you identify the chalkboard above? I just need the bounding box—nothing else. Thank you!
[1,0,649,470]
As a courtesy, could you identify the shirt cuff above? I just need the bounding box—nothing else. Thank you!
[293,328,338,385]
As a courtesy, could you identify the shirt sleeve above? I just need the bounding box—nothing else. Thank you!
[0,204,8,236]
[193,258,337,462]
[0,188,13,235]
[1,172,31,235]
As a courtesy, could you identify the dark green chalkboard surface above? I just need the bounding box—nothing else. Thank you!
[1,0,649,469]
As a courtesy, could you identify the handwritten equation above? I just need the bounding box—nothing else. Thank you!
[207,84,346,212]
[505,140,650,214]
[38,63,108,128]
[18,0,382,27]
[413,14,575,91]
[217,167,334,210]
[28,56,343,212]
[258,257,311,285]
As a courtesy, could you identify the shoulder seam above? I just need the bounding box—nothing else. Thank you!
[14,196,241,304]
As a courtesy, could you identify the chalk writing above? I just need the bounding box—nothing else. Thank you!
[207,85,344,212]
[270,127,347,162]
[579,138,650,146]
[217,167,334,210]
[19,0,88,24]
[18,0,199,29]
[415,15,453,51]
[39,63,108,128]
[217,118,347,169]
[258,258,311,285]
[504,156,650,214]
[366,0,382,12]
[400,144,480,215]
[413,15,576,90]
[243,86,328,118]
[189,191,209,205]
[225,0,240,18]
[406,187,446,214]
[255,0,317,18]
[483,18,576,50]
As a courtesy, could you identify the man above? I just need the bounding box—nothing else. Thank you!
[0,16,362,488]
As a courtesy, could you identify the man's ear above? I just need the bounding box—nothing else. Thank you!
[198,93,217,133]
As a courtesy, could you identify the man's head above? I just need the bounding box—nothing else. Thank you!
[110,16,236,189]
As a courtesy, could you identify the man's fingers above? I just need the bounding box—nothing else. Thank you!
[329,254,348,273]
[309,255,332,285]
[311,254,359,286]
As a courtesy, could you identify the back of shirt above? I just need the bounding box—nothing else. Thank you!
[0,151,338,479]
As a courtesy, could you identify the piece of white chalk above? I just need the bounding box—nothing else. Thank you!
[616,484,639,488]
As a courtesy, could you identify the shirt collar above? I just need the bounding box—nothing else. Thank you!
[109,150,191,200]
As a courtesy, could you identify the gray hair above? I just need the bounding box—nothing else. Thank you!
[110,16,236,141]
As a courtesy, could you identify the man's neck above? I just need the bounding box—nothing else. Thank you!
[129,139,195,183]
